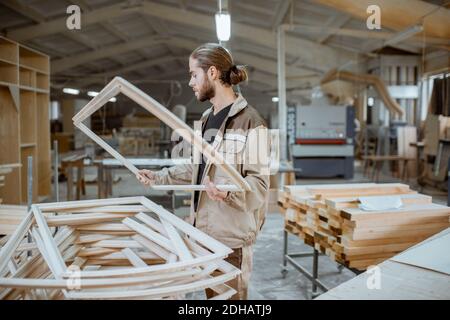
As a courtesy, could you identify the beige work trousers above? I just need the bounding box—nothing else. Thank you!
[205,246,253,300]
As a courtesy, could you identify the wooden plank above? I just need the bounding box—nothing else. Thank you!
[345,224,448,241]
[91,240,142,249]
[37,196,143,211]
[0,210,33,274]
[76,234,116,244]
[122,218,175,254]
[45,213,134,226]
[58,205,149,214]
[76,223,133,232]
[62,253,223,278]
[65,270,240,299]
[135,212,167,236]
[0,268,202,290]
[325,193,432,209]
[133,234,171,261]
[141,198,232,255]
[122,248,147,268]
[341,203,450,221]
[160,216,193,261]
[32,206,71,275]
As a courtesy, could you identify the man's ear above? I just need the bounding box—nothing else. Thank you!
[208,66,218,80]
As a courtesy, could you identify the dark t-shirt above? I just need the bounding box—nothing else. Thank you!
[193,104,232,211]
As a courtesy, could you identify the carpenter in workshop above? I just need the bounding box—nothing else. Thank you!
[136,43,270,300]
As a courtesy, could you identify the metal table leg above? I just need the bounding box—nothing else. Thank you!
[312,249,319,298]
[281,229,329,297]
[281,230,288,278]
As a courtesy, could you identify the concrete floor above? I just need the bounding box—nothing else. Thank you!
[47,160,448,300]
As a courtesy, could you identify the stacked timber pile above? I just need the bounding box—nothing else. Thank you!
[0,205,27,236]
[279,183,450,270]
[0,197,239,300]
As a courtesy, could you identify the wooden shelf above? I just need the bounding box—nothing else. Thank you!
[19,67,36,88]
[0,60,18,85]
[19,84,49,94]
[19,46,49,74]
[0,86,21,204]
[0,57,17,66]
[18,63,49,75]
[36,92,51,197]
[36,73,49,91]
[0,36,50,204]
[20,91,37,145]
[0,37,18,64]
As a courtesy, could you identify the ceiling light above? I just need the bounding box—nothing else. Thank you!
[63,88,79,95]
[272,97,279,102]
[87,91,99,97]
[215,12,231,42]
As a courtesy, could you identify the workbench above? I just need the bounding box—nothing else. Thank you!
[61,153,87,201]
[362,155,415,182]
[315,227,450,300]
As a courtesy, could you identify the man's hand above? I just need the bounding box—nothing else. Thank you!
[204,176,228,201]
[136,169,156,186]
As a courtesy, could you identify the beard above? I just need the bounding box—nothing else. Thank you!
[197,79,215,102]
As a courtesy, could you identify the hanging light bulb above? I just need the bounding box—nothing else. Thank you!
[215,11,230,42]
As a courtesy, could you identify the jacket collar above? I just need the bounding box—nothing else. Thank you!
[200,93,248,121]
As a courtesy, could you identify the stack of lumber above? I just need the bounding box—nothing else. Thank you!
[0,205,27,236]
[0,197,240,300]
[279,183,450,270]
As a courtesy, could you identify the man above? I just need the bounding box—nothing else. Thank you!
[136,43,270,300]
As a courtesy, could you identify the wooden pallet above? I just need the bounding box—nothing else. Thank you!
[279,183,450,270]
[0,197,240,300]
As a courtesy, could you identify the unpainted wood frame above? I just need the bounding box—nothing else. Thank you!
[0,196,240,299]
[43,197,232,276]
[35,197,233,277]
[72,77,250,192]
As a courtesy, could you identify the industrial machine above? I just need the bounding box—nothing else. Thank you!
[292,105,355,179]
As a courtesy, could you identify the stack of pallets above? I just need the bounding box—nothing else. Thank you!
[279,183,450,270]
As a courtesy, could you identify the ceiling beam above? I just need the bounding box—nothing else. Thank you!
[272,0,292,30]
[2,0,104,58]
[232,2,273,16]
[6,1,357,73]
[77,56,185,88]
[317,14,351,44]
[51,32,318,81]
[5,2,137,41]
[1,0,45,22]
[285,24,450,46]
[51,35,168,73]
[313,0,450,39]
[55,36,319,91]
[137,1,356,71]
